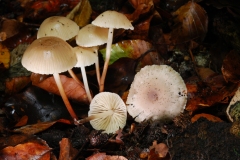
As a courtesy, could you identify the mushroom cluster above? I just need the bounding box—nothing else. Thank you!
[126,65,187,122]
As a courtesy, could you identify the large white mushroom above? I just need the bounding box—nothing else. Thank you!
[92,10,134,92]
[126,65,187,123]
[21,36,78,121]
[77,92,127,134]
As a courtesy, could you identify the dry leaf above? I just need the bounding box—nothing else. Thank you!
[221,50,240,83]
[0,141,51,160]
[170,1,208,44]
[191,113,223,123]
[86,152,128,160]
[0,43,10,68]
[5,76,31,94]
[13,119,71,135]
[32,74,89,104]
[59,138,78,160]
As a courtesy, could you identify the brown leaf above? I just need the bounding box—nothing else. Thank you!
[59,138,78,160]
[13,119,71,135]
[14,115,28,127]
[0,141,51,160]
[221,50,240,83]
[126,0,155,22]
[32,74,89,104]
[5,76,31,94]
[191,113,223,123]
[170,1,208,44]
[0,43,10,69]
[86,152,128,160]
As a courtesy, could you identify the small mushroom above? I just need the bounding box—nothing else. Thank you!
[37,16,79,40]
[21,36,78,121]
[77,92,127,134]
[73,46,99,102]
[76,24,108,86]
[126,65,187,123]
[92,10,134,92]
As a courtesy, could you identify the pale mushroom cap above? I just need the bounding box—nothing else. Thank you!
[73,46,98,67]
[89,92,127,134]
[76,24,108,47]
[21,36,77,74]
[37,16,79,40]
[92,10,134,30]
[126,65,187,123]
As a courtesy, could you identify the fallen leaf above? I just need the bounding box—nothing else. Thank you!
[5,76,31,94]
[170,1,208,44]
[0,141,51,160]
[14,115,28,127]
[0,43,10,68]
[100,39,161,66]
[86,152,128,160]
[59,138,78,160]
[221,50,240,83]
[191,113,223,123]
[149,140,169,160]
[66,0,92,27]
[14,119,71,135]
[32,74,89,104]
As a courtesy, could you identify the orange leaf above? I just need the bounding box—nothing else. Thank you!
[0,141,51,160]
[0,43,10,68]
[191,113,223,123]
[32,74,89,104]
[59,138,78,160]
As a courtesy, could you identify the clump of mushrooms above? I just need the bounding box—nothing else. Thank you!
[126,65,187,123]
[21,36,78,121]
[91,10,134,92]
[75,24,109,86]
[77,92,127,134]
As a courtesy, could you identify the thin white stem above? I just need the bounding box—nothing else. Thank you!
[53,73,78,120]
[68,69,84,87]
[99,27,114,92]
[77,110,114,124]
[95,59,100,86]
[80,66,92,102]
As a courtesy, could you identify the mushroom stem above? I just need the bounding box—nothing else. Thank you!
[68,69,82,85]
[80,66,92,102]
[99,27,114,92]
[53,73,78,120]
[77,110,114,124]
[95,58,100,86]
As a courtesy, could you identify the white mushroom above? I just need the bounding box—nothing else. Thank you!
[77,92,127,134]
[73,46,99,102]
[92,10,134,92]
[126,65,187,123]
[37,16,79,40]
[21,36,78,121]
[226,87,240,122]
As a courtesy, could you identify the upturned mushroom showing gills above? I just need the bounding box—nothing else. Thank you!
[21,36,79,121]
[77,92,127,134]
[92,10,134,92]
[37,16,79,41]
[126,65,187,123]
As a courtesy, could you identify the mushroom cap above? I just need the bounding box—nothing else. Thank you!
[37,16,79,40]
[21,36,77,74]
[76,24,108,47]
[89,92,127,134]
[126,65,187,123]
[91,10,134,30]
[73,46,98,67]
